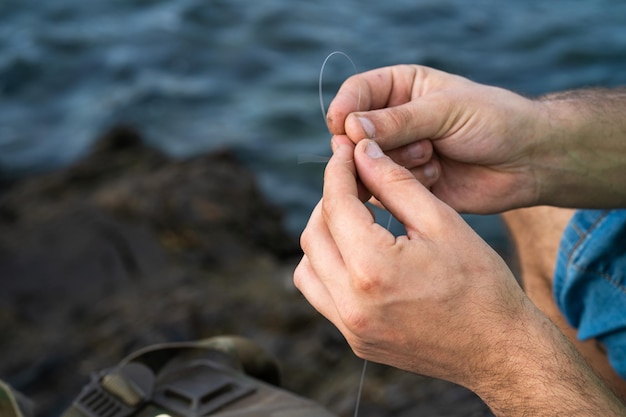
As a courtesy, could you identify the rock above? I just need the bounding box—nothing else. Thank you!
[0,126,299,414]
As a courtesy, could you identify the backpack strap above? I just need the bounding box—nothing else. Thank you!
[0,380,31,417]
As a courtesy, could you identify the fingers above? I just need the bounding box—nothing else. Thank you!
[384,140,441,185]
[367,147,441,209]
[293,256,341,323]
[345,99,453,151]
[295,140,388,335]
[336,133,440,192]
[299,202,347,284]
[327,64,475,151]
[295,200,352,333]
[326,68,389,135]
[322,138,395,260]
[353,140,448,238]
[407,159,440,188]
[327,65,428,136]
[296,138,377,320]
[385,139,432,166]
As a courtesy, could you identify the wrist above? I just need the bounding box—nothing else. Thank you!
[533,90,626,207]
[531,96,590,207]
[470,300,624,416]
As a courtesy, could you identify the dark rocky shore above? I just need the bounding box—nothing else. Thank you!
[0,127,493,417]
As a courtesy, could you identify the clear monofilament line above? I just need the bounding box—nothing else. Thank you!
[297,154,331,164]
[353,359,368,417]
[318,51,361,131]
[300,51,361,164]
[309,51,389,417]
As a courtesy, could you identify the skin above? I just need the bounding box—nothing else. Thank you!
[294,65,626,416]
[327,65,626,211]
[502,206,626,399]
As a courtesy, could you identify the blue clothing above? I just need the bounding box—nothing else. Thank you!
[553,209,626,380]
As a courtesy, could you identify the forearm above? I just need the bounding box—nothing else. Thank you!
[533,87,626,208]
[473,301,625,417]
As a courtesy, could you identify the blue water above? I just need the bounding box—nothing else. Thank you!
[2,0,626,242]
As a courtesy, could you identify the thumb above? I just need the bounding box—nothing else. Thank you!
[354,140,447,237]
[346,99,449,150]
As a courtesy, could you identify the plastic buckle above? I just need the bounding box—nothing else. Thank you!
[72,363,154,417]
[153,362,256,416]
[72,374,136,417]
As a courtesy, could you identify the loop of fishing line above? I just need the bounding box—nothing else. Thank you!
[298,51,361,165]
[318,51,361,130]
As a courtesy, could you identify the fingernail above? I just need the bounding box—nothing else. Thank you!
[357,116,375,138]
[365,140,385,159]
[423,162,437,178]
[407,142,425,160]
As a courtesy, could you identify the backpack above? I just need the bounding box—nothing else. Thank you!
[1,336,337,417]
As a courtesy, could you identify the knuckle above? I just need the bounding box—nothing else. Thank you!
[292,261,305,289]
[341,304,372,336]
[341,306,381,361]
[353,271,380,294]
[384,164,416,187]
[349,342,370,361]
[321,196,339,224]
[347,337,377,362]
[385,106,414,137]
[350,260,385,295]
[299,228,310,253]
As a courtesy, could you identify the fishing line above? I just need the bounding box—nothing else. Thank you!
[297,153,331,164]
[301,50,399,417]
[312,51,372,417]
[352,359,368,417]
[298,51,361,166]
[318,51,361,127]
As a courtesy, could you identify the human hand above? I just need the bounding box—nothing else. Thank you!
[294,135,528,387]
[326,65,549,213]
[294,137,626,415]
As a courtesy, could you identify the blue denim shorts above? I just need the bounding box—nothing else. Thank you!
[553,209,626,380]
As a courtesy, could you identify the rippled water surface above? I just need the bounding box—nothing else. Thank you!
[2,0,626,236]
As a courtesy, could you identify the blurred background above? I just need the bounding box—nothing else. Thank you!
[3,0,626,237]
[2,0,626,415]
